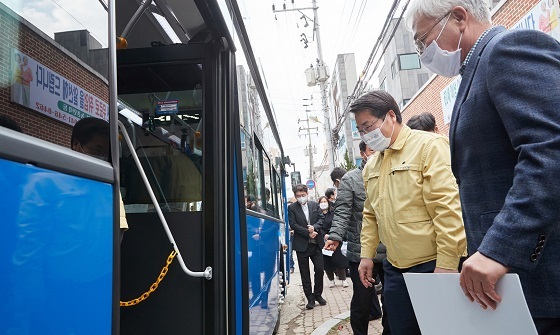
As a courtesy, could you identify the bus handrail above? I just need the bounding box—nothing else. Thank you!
[118,120,212,280]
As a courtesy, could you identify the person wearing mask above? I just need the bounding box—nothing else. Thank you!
[318,195,348,288]
[325,141,389,335]
[325,187,337,204]
[354,90,466,335]
[288,184,326,310]
[406,112,438,133]
[71,117,128,241]
[406,1,560,332]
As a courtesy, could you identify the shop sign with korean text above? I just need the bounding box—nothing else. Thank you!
[10,49,108,126]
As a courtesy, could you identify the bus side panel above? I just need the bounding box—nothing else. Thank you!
[246,215,280,334]
[0,158,113,334]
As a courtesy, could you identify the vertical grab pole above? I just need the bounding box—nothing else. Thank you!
[118,120,212,280]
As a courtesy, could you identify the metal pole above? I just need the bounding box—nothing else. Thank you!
[312,0,336,170]
[306,111,314,181]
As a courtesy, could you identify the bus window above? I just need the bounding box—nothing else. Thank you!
[241,129,258,206]
[274,170,284,220]
[1,2,109,148]
[263,154,274,214]
[117,60,204,212]
[118,93,203,213]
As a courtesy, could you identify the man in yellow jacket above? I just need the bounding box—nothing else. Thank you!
[354,91,466,335]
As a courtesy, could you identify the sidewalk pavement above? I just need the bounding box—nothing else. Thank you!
[276,259,383,335]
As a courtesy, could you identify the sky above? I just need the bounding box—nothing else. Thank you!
[239,0,401,195]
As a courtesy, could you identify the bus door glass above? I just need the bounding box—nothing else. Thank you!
[116,47,209,334]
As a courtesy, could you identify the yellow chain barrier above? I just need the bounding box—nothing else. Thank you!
[120,250,177,307]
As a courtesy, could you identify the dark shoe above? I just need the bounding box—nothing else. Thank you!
[315,296,327,306]
[305,300,315,310]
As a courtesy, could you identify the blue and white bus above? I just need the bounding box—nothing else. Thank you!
[0,0,289,334]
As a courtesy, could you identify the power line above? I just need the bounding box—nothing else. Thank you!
[332,1,350,57]
[49,0,107,46]
[339,0,358,50]
[344,0,367,51]
[332,0,409,136]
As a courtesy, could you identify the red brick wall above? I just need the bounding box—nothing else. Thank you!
[402,0,540,136]
[0,6,108,147]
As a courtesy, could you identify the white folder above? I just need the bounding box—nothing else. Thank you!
[403,273,537,335]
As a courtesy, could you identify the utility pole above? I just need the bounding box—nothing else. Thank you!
[298,110,318,197]
[311,0,336,171]
[273,0,336,171]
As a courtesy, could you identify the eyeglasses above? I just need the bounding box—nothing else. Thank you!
[357,114,386,136]
[414,11,451,55]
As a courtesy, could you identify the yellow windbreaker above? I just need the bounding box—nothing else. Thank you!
[360,125,466,270]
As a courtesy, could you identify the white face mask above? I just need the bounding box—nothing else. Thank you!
[360,115,394,152]
[319,202,329,210]
[419,14,463,78]
[297,196,308,205]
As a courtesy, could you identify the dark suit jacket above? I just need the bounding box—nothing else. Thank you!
[288,201,325,252]
[450,26,560,318]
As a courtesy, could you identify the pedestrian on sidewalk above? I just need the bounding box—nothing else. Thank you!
[354,90,467,335]
[325,145,390,335]
[406,1,560,332]
[325,187,337,204]
[288,184,327,310]
[318,195,348,288]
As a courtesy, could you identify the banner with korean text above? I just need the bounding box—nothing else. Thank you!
[10,49,108,126]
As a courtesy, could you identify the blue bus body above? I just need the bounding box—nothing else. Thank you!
[0,0,288,334]
[0,157,114,334]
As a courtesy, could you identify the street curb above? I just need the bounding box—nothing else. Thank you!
[310,310,350,335]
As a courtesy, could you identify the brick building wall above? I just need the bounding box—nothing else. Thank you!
[0,4,108,147]
[402,0,540,136]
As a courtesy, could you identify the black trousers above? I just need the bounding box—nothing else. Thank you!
[375,261,391,335]
[296,243,324,300]
[349,261,374,335]
[324,247,347,281]
[534,318,560,334]
[383,259,436,335]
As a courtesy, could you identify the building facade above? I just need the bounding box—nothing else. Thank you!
[0,3,109,147]
[378,18,432,111]
[328,53,363,167]
[402,0,555,134]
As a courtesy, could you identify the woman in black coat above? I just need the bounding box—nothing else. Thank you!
[318,196,348,287]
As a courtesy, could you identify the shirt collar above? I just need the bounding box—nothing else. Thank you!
[385,125,411,151]
[460,28,492,75]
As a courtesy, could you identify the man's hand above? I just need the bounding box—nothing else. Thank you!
[309,231,318,239]
[459,251,509,310]
[358,258,375,288]
[324,239,339,251]
[307,225,315,234]
[434,267,457,273]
